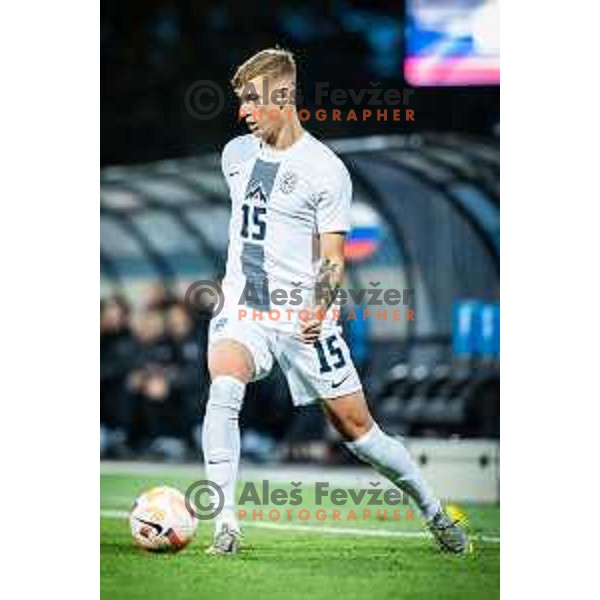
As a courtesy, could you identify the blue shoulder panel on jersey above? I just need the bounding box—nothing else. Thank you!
[240,159,281,310]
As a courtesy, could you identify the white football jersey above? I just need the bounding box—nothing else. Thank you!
[220,131,352,331]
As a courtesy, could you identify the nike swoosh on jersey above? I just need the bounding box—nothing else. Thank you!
[331,373,352,389]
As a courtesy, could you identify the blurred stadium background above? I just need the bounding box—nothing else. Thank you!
[101,0,499,501]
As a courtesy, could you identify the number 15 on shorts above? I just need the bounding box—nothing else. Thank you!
[314,335,347,373]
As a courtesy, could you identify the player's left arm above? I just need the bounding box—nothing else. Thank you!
[298,233,346,344]
[299,159,352,344]
[316,232,345,309]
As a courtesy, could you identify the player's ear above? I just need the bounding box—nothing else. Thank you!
[275,79,291,108]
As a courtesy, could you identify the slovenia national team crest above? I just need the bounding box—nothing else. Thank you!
[279,171,298,194]
[245,179,268,205]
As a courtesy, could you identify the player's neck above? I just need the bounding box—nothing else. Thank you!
[264,116,305,151]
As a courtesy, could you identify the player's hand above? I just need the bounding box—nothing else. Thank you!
[299,318,323,344]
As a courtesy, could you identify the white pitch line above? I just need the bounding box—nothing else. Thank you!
[102,509,500,544]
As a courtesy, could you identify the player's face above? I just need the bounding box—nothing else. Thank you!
[237,75,288,141]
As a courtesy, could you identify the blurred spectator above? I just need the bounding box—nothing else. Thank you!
[101,296,137,457]
[143,283,175,312]
[101,291,214,460]
[167,302,208,451]
[128,308,184,458]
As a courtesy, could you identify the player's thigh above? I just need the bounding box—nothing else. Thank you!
[208,338,255,383]
[322,389,374,441]
[275,326,362,409]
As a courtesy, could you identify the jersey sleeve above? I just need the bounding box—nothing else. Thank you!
[315,160,353,234]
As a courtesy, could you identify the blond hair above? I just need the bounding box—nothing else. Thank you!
[231,48,296,90]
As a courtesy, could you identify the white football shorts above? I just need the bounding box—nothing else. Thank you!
[208,307,362,406]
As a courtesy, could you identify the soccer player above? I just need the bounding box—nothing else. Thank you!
[202,48,470,554]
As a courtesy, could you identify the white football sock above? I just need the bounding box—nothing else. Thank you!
[345,424,441,520]
[202,375,245,526]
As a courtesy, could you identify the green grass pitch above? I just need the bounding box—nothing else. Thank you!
[101,470,499,600]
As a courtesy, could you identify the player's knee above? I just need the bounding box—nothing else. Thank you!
[344,417,373,440]
[208,342,254,382]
